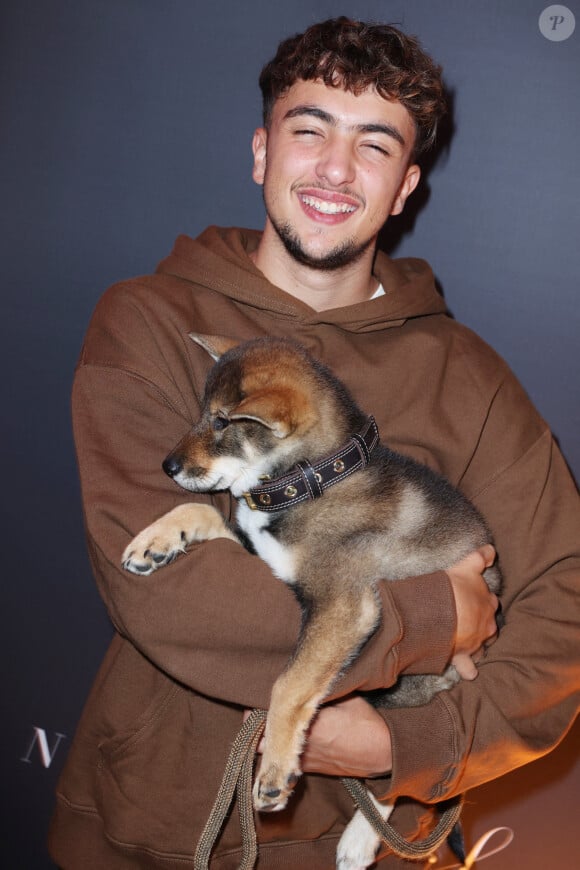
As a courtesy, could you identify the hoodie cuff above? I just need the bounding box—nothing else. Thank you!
[331,571,456,698]
[374,694,461,803]
[386,572,456,676]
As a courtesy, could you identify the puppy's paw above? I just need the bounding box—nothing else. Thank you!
[122,520,187,575]
[336,808,382,870]
[121,503,239,575]
[252,765,300,813]
[337,801,394,870]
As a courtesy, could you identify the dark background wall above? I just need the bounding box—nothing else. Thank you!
[2,1,578,866]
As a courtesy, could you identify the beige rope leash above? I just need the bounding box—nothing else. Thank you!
[194,708,267,870]
[342,777,463,861]
[195,709,462,868]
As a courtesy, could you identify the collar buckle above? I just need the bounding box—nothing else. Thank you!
[242,492,258,510]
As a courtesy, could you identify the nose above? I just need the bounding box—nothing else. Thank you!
[316,134,356,187]
[162,453,183,479]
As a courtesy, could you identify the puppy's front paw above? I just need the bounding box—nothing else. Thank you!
[252,764,300,813]
[122,521,187,575]
[121,503,239,575]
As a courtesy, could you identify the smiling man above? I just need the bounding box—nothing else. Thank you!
[49,17,580,870]
[250,81,421,308]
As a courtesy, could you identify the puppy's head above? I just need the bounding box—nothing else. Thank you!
[163,335,320,497]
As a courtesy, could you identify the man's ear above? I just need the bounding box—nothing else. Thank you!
[252,127,268,185]
[189,333,240,361]
[390,163,421,216]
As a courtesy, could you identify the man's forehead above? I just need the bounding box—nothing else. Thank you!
[272,79,416,144]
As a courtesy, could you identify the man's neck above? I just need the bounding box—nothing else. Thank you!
[249,226,379,311]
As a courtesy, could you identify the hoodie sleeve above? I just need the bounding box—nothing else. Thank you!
[72,282,455,712]
[376,378,580,804]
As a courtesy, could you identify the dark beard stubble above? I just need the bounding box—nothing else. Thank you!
[270,217,374,271]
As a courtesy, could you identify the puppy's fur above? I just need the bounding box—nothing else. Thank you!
[123,335,501,869]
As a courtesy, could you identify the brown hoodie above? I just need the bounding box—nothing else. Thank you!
[49,227,580,868]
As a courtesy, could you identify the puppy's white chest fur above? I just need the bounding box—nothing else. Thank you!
[236,501,296,584]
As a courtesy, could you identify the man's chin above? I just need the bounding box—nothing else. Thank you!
[274,223,372,271]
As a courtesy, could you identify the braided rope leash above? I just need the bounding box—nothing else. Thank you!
[194,709,267,870]
[342,777,463,861]
[195,709,462,868]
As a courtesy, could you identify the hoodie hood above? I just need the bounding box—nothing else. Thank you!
[156,226,447,334]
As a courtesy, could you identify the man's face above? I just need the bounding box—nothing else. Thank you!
[252,79,421,271]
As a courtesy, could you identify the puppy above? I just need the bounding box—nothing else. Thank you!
[123,335,501,869]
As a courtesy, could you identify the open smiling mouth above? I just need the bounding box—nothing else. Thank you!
[299,195,357,215]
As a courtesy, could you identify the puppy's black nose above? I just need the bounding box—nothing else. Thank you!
[162,454,182,479]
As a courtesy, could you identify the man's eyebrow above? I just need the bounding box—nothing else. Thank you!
[358,123,405,147]
[283,105,335,125]
[283,105,406,147]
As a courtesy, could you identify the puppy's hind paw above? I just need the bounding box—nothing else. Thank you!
[336,804,392,870]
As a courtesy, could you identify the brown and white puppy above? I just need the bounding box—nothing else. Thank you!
[122,335,501,870]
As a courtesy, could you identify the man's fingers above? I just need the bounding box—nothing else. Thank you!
[479,543,497,568]
[452,652,479,680]
[458,544,496,574]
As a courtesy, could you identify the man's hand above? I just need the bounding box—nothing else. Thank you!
[247,695,393,779]
[448,544,499,680]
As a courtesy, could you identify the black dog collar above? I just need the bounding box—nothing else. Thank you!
[242,416,380,512]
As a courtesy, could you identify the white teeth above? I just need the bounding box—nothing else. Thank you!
[300,195,356,214]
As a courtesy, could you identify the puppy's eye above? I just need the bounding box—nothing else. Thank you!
[213,416,230,431]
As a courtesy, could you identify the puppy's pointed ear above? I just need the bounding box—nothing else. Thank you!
[230,389,300,439]
[189,333,240,361]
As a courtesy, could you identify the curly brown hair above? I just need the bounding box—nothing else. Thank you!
[259,17,447,158]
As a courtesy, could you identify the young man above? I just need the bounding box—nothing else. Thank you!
[49,18,580,869]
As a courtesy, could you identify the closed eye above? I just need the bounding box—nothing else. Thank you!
[364,142,390,157]
[293,127,322,137]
